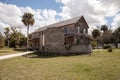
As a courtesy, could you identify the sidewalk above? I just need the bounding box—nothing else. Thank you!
[0,51,33,60]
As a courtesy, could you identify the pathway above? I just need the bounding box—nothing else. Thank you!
[0,51,33,60]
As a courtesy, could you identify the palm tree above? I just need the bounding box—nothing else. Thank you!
[92,29,101,49]
[101,25,109,46]
[22,13,35,50]
[101,25,108,33]
[92,29,101,39]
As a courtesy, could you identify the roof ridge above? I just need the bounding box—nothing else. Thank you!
[34,15,83,33]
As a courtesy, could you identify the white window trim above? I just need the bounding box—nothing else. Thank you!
[77,27,80,33]
[42,33,45,46]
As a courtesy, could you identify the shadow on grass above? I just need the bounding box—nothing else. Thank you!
[23,52,91,58]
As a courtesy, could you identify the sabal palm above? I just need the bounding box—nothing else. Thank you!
[101,25,108,33]
[22,13,35,50]
[92,29,100,39]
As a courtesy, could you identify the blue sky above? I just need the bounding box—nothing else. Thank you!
[105,17,113,27]
[0,0,62,12]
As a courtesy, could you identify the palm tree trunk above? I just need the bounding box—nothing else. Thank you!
[27,25,29,51]
[8,40,10,48]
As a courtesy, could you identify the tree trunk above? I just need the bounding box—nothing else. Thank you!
[27,25,29,51]
[8,40,9,48]
[115,43,118,48]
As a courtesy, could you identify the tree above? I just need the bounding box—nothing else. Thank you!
[92,29,101,49]
[21,13,35,50]
[19,36,27,48]
[4,27,10,47]
[92,29,101,39]
[0,32,5,48]
[3,27,27,48]
[100,25,111,46]
[9,27,18,48]
[9,27,23,48]
[101,30,112,44]
[101,25,108,33]
[112,27,120,48]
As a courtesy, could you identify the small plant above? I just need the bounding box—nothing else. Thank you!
[108,48,112,52]
[103,44,111,49]
[14,48,26,51]
[91,41,97,49]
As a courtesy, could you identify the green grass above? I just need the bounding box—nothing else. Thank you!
[0,49,120,80]
[0,48,26,56]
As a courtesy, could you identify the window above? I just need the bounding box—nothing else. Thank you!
[64,27,67,34]
[42,33,45,46]
[64,27,75,34]
[77,27,80,33]
[84,29,86,34]
[65,35,74,45]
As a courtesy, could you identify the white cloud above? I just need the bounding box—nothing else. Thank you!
[1,0,120,35]
[0,2,22,27]
[0,2,60,35]
[111,13,120,30]
[56,0,120,32]
[0,21,9,34]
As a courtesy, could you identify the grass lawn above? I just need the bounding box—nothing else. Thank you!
[0,48,26,56]
[0,49,120,80]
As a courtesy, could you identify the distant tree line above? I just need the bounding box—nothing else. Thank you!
[92,25,120,48]
[0,27,27,48]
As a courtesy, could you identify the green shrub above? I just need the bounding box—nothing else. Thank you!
[14,48,26,51]
[0,45,4,49]
[108,48,112,52]
[91,41,97,49]
[103,44,111,49]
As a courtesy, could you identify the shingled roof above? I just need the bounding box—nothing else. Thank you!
[34,16,84,33]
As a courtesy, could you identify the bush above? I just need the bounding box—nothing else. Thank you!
[28,47,34,51]
[0,45,4,49]
[108,48,112,52]
[103,44,111,49]
[14,48,26,51]
[91,41,97,49]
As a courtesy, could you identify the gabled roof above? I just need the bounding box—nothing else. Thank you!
[33,15,87,33]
